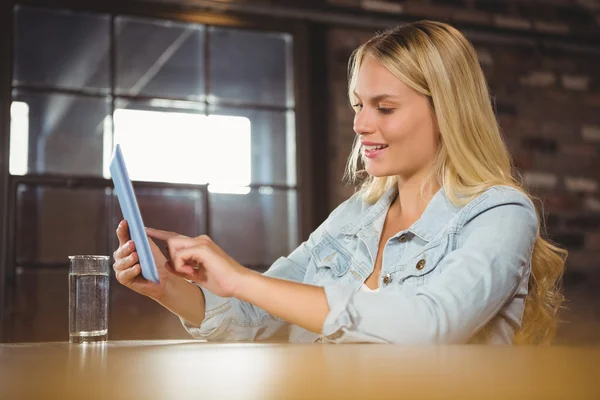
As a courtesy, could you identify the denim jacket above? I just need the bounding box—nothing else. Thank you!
[181,185,537,344]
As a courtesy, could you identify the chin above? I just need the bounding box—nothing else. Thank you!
[364,165,396,178]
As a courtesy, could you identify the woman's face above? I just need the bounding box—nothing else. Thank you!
[352,56,439,181]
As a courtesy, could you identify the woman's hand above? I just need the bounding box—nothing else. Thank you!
[148,231,250,298]
[112,220,185,301]
[145,228,330,334]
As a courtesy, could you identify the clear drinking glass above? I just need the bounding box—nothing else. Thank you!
[68,255,110,344]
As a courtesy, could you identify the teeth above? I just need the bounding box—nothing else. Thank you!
[364,144,387,151]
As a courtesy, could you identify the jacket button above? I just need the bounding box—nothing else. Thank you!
[416,259,426,270]
[383,273,392,285]
[398,234,409,243]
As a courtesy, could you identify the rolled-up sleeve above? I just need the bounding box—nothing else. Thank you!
[180,249,311,341]
[180,199,352,341]
[179,285,233,340]
[180,207,338,341]
[321,191,538,344]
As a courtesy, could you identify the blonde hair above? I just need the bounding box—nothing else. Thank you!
[345,20,567,344]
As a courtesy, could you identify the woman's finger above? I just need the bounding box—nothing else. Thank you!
[146,227,182,241]
[113,251,138,272]
[113,240,135,261]
[167,234,210,251]
[116,220,131,246]
[166,236,202,262]
[172,245,208,277]
[161,260,200,280]
[116,264,141,286]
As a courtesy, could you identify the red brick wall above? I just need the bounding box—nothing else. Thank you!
[323,2,600,344]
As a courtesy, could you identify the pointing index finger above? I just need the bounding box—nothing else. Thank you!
[172,245,207,276]
[145,227,180,241]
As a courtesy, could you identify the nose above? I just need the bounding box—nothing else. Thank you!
[353,108,376,136]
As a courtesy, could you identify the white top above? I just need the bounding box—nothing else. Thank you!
[360,283,380,293]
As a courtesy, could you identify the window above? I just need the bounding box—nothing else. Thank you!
[105,110,252,194]
[9,101,28,176]
[7,5,299,341]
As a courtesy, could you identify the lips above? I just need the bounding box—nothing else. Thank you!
[362,144,388,151]
[362,143,388,159]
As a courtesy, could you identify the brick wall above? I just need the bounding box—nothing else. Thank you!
[324,1,600,344]
[330,30,600,266]
[328,0,600,35]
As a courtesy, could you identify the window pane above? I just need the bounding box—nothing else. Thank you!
[11,268,68,342]
[109,99,206,184]
[10,101,29,175]
[14,6,110,91]
[116,16,206,100]
[209,106,296,186]
[209,188,298,267]
[111,99,253,190]
[109,187,205,340]
[110,275,190,340]
[109,187,205,254]
[209,27,294,107]
[11,90,110,176]
[16,185,110,264]
[111,104,207,184]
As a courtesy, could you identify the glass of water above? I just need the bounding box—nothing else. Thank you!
[68,255,110,344]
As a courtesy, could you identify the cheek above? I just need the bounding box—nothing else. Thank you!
[384,119,437,161]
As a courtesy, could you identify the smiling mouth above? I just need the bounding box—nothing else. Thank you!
[362,144,388,151]
[362,144,388,159]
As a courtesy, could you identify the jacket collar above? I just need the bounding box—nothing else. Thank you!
[340,186,459,242]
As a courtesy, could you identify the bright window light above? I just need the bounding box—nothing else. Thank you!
[10,101,29,176]
[104,109,251,194]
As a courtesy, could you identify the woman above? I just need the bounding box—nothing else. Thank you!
[113,20,566,344]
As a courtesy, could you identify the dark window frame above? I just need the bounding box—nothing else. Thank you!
[0,0,316,342]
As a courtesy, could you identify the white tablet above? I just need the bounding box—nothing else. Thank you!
[110,144,160,283]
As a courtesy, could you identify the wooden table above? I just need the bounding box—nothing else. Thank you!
[1,341,599,399]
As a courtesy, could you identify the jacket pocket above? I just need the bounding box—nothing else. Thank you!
[393,235,452,288]
[309,231,353,284]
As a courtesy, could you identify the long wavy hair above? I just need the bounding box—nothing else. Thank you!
[344,20,567,344]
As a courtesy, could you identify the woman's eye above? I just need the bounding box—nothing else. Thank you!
[352,103,363,111]
[377,108,394,115]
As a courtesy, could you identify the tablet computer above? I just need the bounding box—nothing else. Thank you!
[110,144,160,283]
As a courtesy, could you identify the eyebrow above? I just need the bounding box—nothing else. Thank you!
[352,91,399,102]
